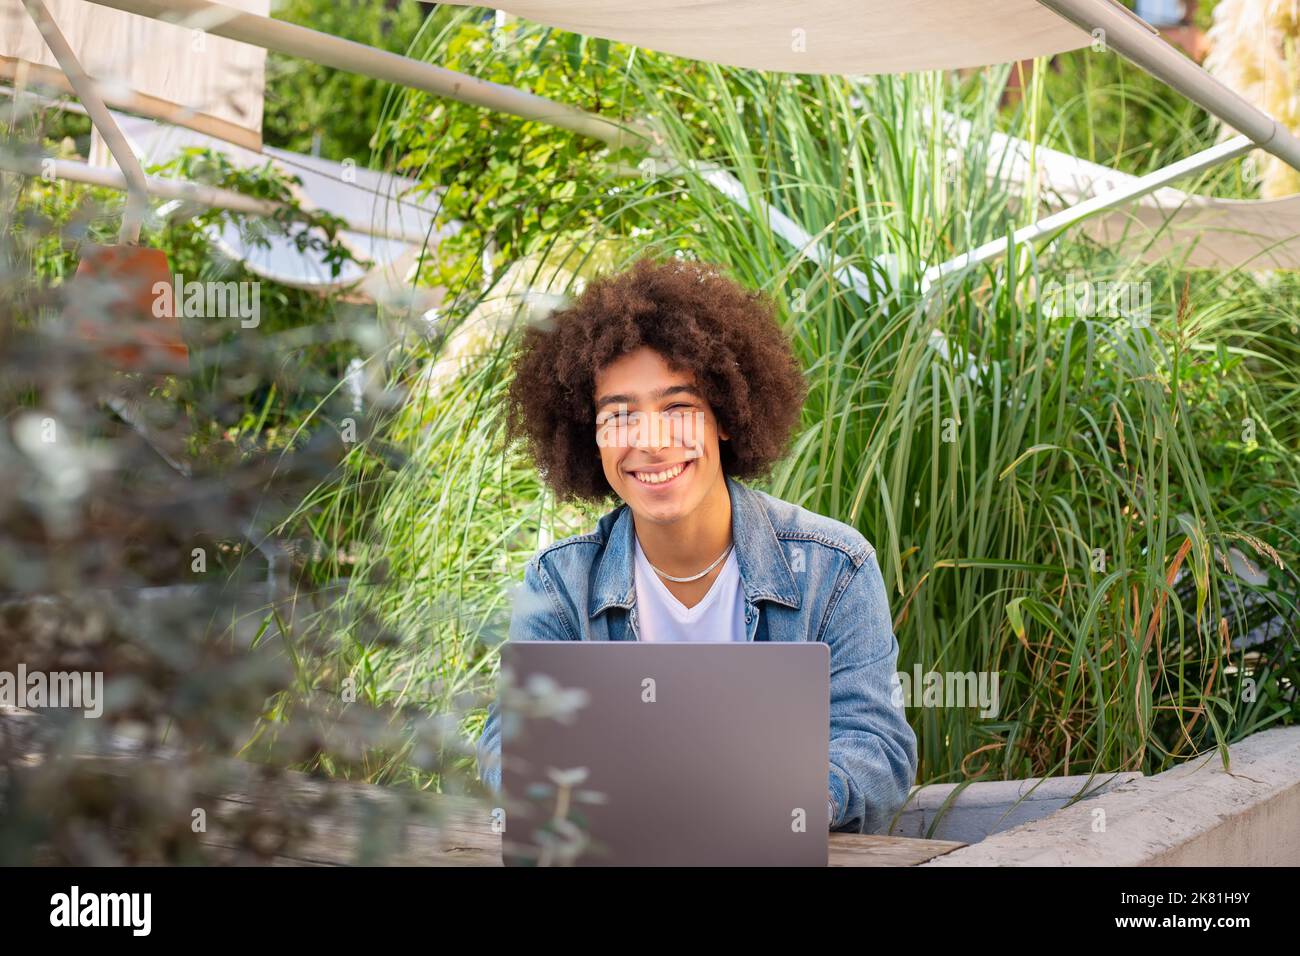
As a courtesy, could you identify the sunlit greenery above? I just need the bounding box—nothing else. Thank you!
[260,8,1297,795]
[6,3,1294,828]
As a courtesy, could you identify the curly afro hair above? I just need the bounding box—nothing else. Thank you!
[506,255,808,502]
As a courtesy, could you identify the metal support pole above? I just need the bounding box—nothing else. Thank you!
[22,0,151,243]
[80,0,655,153]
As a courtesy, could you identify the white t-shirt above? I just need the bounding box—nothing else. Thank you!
[632,535,747,642]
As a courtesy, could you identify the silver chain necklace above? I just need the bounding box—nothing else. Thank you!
[645,543,734,583]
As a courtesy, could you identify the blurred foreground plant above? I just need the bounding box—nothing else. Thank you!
[0,96,479,864]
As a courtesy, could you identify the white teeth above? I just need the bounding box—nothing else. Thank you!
[634,462,686,484]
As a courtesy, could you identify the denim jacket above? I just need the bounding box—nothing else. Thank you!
[475,475,918,834]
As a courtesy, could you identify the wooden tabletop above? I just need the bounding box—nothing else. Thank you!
[828,832,964,867]
[206,779,965,867]
[3,711,963,866]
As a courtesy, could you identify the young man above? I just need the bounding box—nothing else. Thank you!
[476,256,917,834]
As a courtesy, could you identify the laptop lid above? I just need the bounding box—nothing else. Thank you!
[499,642,829,866]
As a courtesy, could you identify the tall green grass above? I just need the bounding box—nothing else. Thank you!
[617,62,1299,783]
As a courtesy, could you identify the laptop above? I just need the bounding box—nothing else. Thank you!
[498,641,830,866]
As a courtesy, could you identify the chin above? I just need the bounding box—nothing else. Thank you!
[638,501,685,524]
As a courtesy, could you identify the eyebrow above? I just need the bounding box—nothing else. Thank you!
[595,383,702,410]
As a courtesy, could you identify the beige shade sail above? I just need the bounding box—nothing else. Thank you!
[1,0,268,149]
[447,0,1091,74]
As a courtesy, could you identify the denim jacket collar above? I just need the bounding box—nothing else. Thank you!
[588,475,802,619]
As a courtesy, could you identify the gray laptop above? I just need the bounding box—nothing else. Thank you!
[499,641,829,866]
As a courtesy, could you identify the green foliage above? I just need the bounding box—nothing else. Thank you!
[376,9,647,293]
[280,27,1298,793]
[263,0,433,162]
[157,146,359,279]
[1,112,445,864]
[637,63,1299,781]
[2,106,372,456]
[146,148,373,456]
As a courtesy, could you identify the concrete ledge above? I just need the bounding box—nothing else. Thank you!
[923,725,1300,866]
[889,772,1143,843]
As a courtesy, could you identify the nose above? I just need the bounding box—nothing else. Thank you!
[646,411,671,453]
[624,409,669,453]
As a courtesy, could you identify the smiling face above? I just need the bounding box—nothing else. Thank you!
[594,347,729,525]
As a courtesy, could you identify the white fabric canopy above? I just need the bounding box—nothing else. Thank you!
[450,0,1091,74]
[1,0,268,149]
